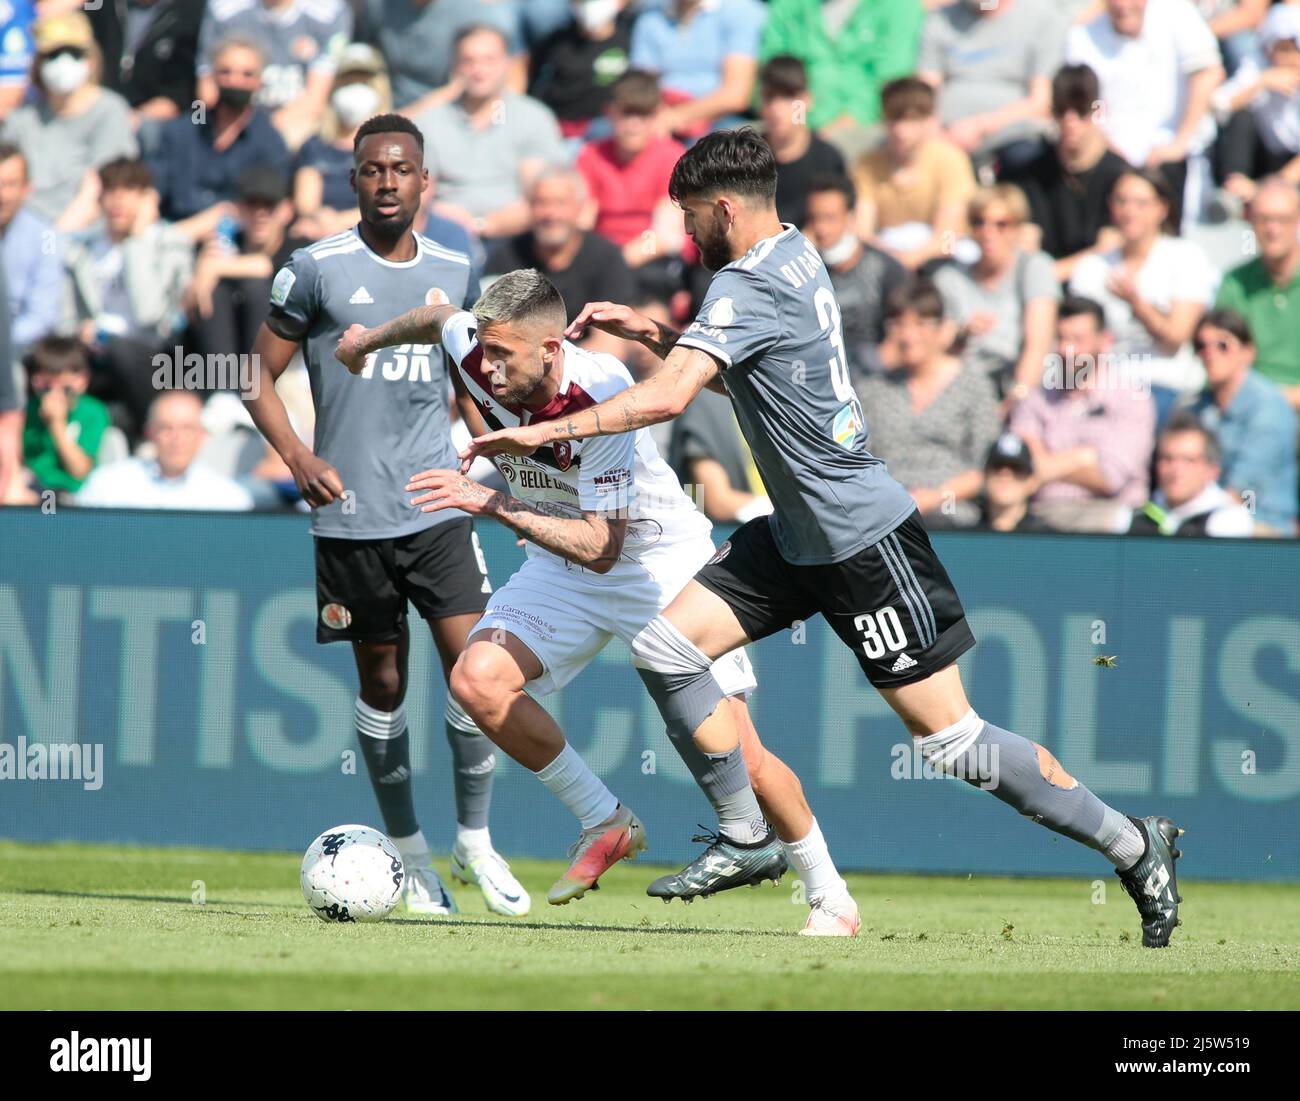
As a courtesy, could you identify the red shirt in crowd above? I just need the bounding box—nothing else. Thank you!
[576,134,687,247]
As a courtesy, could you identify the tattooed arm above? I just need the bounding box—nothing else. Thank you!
[404,468,627,572]
[335,304,462,374]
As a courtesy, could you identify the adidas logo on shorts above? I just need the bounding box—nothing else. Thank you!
[890,653,918,673]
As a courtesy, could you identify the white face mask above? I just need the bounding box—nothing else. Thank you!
[575,0,619,33]
[41,53,90,96]
[331,83,381,128]
[818,229,859,268]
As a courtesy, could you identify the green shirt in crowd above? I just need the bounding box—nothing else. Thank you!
[23,392,110,493]
[1215,258,1300,389]
[759,0,924,128]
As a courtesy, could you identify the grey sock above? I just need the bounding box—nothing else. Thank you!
[356,705,418,839]
[949,721,1128,852]
[446,722,495,831]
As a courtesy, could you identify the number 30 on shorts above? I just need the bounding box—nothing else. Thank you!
[853,607,907,660]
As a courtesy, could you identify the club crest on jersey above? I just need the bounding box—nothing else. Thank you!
[425,287,450,307]
[321,603,352,630]
[553,441,573,471]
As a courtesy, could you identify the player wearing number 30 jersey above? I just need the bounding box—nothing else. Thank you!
[462,129,1186,946]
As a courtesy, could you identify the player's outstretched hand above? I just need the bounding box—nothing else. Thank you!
[458,424,545,473]
[406,467,497,515]
[335,323,372,374]
[565,301,658,344]
[289,452,345,508]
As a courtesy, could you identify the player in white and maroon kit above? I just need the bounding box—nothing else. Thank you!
[334,269,859,933]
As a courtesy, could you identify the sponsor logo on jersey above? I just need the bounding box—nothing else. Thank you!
[321,603,352,630]
[684,320,728,345]
[593,468,629,487]
[270,267,296,306]
[349,286,375,305]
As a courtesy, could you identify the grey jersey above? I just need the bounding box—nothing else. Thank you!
[199,0,352,109]
[675,226,915,564]
[266,226,475,539]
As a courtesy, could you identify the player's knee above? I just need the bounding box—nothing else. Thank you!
[359,666,402,712]
[449,644,512,717]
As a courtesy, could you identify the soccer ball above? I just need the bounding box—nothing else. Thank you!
[301,824,404,923]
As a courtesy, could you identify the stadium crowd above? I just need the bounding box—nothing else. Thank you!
[1,0,1298,538]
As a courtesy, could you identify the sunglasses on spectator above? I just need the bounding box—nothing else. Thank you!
[971,217,1015,230]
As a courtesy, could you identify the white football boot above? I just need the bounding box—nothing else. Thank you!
[398,856,458,915]
[450,845,531,917]
[799,892,861,937]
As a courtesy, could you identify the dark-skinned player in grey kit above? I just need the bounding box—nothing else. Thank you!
[242,115,530,918]
[462,128,1186,946]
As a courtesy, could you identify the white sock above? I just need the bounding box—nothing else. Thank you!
[456,825,493,858]
[1103,818,1146,870]
[391,830,430,862]
[534,743,619,830]
[782,818,847,903]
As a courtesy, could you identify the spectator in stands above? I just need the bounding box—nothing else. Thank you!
[758,56,845,228]
[1212,7,1300,210]
[0,144,63,358]
[360,0,525,114]
[104,0,206,134]
[529,0,635,140]
[853,77,977,271]
[197,0,353,149]
[858,278,1001,527]
[0,0,35,118]
[629,0,764,140]
[484,166,637,355]
[0,12,139,232]
[416,24,565,243]
[188,166,311,363]
[3,336,109,504]
[292,44,391,241]
[932,183,1059,402]
[1065,0,1224,231]
[0,254,18,501]
[77,390,255,510]
[668,384,773,524]
[1068,168,1218,411]
[1009,294,1156,532]
[576,69,686,289]
[1129,412,1255,535]
[1215,176,1300,407]
[976,431,1056,533]
[1181,307,1298,534]
[759,0,924,160]
[916,0,1064,177]
[802,173,905,381]
[63,158,194,440]
[149,37,291,239]
[1204,0,1271,77]
[1008,63,1131,284]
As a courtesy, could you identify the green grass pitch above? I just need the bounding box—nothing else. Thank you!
[2,840,1298,1010]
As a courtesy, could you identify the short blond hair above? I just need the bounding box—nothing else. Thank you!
[968,183,1030,227]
